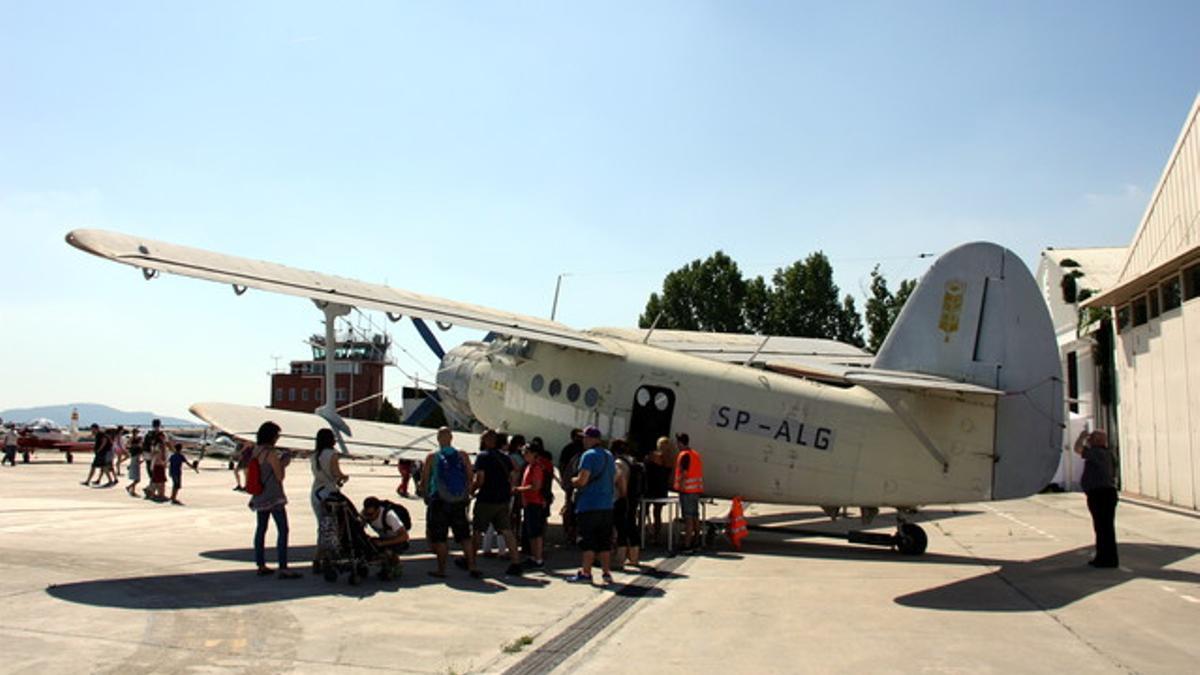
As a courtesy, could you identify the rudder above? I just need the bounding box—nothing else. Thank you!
[874,242,1062,499]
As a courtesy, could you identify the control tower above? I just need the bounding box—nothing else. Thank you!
[269,333,392,420]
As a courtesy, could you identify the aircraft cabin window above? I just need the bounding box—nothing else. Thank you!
[654,392,670,411]
[567,383,581,402]
[584,387,599,408]
[548,378,562,397]
[531,374,545,393]
[636,387,651,407]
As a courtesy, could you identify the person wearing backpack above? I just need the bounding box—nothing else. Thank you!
[248,421,301,579]
[419,427,478,579]
[613,441,646,569]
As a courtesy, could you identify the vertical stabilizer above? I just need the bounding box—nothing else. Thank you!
[874,243,1062,499]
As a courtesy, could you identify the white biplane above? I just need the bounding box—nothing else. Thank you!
[67,229,1062,555]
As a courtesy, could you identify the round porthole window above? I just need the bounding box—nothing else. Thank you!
[567,383,581,402]
[531,374,545,393]
[584,387,599,407]
[654,392,670,411]
[636,387,651,407]
[549,378,562,397]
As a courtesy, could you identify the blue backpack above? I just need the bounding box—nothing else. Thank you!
[435,450,469,503]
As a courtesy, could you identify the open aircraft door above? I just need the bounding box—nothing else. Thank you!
[627,384,678,456]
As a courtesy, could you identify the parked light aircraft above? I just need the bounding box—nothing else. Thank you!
[67,229,1062,555]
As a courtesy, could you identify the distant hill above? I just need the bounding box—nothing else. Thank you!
[0,403,198,428]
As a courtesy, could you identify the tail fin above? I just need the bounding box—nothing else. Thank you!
[874,242,1062,499]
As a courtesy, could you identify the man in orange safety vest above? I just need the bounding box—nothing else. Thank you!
[672,432,704,553]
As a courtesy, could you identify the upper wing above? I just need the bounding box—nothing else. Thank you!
[189,402,480,461]
[67,229,619,356]
[590,328,873,367]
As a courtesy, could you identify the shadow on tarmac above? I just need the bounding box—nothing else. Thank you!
[895,543,1200,611]
[46,545,685,609]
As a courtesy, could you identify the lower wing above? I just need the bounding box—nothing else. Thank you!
[189,402,480,461]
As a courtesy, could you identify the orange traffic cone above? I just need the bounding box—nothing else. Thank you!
[729,496,748,550]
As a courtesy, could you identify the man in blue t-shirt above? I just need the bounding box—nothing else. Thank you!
[568,425,616,584]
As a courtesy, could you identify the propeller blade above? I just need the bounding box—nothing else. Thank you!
[411,317,447,360]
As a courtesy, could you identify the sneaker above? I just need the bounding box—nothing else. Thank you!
[256,566,275,576]
[505,563,524,576]
[567,571,592,584]
[278,569,301,580]
[522,558,545,570]
[601,572,614,585]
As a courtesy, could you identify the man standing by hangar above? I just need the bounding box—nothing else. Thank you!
[1075,428,1119,568]
[674,433,704,554]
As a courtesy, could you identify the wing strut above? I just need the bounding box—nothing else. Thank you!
[313,301,353,453]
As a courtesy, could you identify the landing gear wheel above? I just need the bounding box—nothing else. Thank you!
[895,523,928,556]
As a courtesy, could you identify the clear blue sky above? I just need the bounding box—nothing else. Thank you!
[2,1,1197,419]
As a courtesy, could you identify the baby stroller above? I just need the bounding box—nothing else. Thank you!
[313,494,400,584]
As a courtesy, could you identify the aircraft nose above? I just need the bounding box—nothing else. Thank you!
[436,343,488,425]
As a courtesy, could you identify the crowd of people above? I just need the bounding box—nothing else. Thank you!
[244,420,702,585]
[78,419,200,504]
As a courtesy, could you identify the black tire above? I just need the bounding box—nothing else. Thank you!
[65,452,72,463]
[228,460,235,470]
[23,451,32,464]
[896,523,928,555]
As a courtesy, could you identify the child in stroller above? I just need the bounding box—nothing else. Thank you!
[314,494,410,584]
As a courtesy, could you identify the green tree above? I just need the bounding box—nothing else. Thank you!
[865,265,917,353]
[376,396,402,424]
[765,252,844,338]
[639,251,747,332]
[835,294,865,347]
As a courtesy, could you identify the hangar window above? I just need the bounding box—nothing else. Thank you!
[1066,351,1079,414]
[1162,276,1182,311]
[584,387,600,408]
[336,388,347,402]
[1185,263,1200,302]
[275,387,283,401]
[1116,306,1131,332]
[302,388,309,402]
[531,374,545,393]
[1148,290,1160,319]
[548,378,562,397]
[1132,296,1148,326]
[288,388,296,402]
[566,383,581,402]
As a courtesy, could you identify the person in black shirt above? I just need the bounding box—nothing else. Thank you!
[471,429,523,576]
[1075,429,1119,568]
[558,428,583,542]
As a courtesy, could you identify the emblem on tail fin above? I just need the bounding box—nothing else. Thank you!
[937,280,966,342]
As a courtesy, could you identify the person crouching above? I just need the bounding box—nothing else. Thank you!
[361,496,410,580]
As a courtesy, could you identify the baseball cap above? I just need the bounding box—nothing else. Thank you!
[582,425,602,439]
